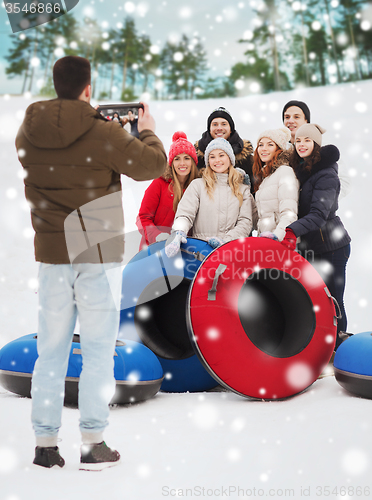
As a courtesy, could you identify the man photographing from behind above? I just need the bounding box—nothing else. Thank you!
[16,56,167,470]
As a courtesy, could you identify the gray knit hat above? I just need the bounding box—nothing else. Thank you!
[204,138,236,168]
[295,123,326,146]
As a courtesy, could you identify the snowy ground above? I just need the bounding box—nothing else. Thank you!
[0,82,372,499]
[0,378,371,500]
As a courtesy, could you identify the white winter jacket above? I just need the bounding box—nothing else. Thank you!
[172,173,253,241]
[255,157,299,241]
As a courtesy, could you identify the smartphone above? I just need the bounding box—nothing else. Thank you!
[97,102,144,118]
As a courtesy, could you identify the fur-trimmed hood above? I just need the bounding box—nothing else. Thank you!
[270,148,293,171]
[295,144,340,186]
[195,131,254,185]
[288,143,350,254]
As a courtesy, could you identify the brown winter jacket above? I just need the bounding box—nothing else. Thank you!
[16,99,167,264]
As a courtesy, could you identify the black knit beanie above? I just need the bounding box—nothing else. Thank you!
[282,100,311,123]
[207,107,235,134]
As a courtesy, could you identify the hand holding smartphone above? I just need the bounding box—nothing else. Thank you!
[96,102,144,118]
[96,102,155,134]
[138,102,155,133]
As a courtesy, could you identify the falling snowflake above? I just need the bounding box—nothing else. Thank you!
[191,403,219,430]
[285,362,313,390]
[341,449,369,476]
[0,447,18,474]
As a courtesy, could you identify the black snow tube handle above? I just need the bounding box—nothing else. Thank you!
[324,286,342,320]
[180,248,205,262]
[208,264,227,301]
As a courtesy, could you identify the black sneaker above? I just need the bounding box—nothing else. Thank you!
[33,446,65,468]
[79,441,120,471]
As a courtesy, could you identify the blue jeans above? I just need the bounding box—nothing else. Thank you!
[31,263,122,445]
[313,244,351,348]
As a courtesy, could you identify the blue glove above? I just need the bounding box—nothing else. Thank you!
[235,167,251,187]
[259,231,278,241]
[165,231,187,258]
[207,236,225,249]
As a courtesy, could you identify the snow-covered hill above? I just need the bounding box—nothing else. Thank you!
[1,81,371,346]
[0,82,371,499]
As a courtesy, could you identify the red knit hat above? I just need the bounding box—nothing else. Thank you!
[168,131,198,166]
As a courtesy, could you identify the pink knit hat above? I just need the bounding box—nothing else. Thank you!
[168,131,198,166]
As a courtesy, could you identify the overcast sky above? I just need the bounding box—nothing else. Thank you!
[0,0,255,94]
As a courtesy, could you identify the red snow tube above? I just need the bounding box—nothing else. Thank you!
[187,237,337,399]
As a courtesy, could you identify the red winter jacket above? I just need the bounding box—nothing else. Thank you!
[136,177,176,249]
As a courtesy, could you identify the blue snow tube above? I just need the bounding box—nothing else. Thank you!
[119,238,218,392]
[0,333,163,404]
[334,332,372,399]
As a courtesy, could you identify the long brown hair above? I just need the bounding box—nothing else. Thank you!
[163,158,199,212]
[252,147,283,193]
[290,142,321,173]
[202,164,244,207]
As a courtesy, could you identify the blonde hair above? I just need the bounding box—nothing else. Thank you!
[202,164,243,207]
[163,158,199,212]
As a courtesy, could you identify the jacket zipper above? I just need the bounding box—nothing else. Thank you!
[319,228,324,242]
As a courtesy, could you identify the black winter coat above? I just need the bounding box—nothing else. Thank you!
[289,145,351,255]
[195,131,254,191]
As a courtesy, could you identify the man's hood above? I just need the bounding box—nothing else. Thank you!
[20,99,103,149]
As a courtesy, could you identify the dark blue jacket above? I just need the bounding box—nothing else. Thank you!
[289,145,350,255]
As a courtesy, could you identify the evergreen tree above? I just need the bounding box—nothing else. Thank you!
[236,0,289,92]
[136,35,160,94]
[106,28,122,99]
[5,34,32,93]
[229,57,274,94]
[338,0,365,79]
[38,14,79,96]
[354,20,372,77]
[314,0,342,82]
[115,18,140,99]
[160,35,207,99]
[307,26,329,85]
[196,75,236,99]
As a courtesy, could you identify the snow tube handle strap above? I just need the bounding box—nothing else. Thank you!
[181,248,205,262]
[208,264,227,301]
[324,286,342,320]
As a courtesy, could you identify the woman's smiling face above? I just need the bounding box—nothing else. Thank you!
[208,149,231,174]
[295,136,315,158]
[257,137,278,163]
[172,153,193,179]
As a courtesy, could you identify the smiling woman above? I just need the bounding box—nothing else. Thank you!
[207,149,230,174]
[165,137,254,258]
[194,107,255,190]
[285,123,351,348]
[253,127,299,242]
[136,131,199,250]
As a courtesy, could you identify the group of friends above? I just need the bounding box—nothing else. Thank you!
[100,109,140,137]
[136,101,351,347]
[15,55,351,471]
